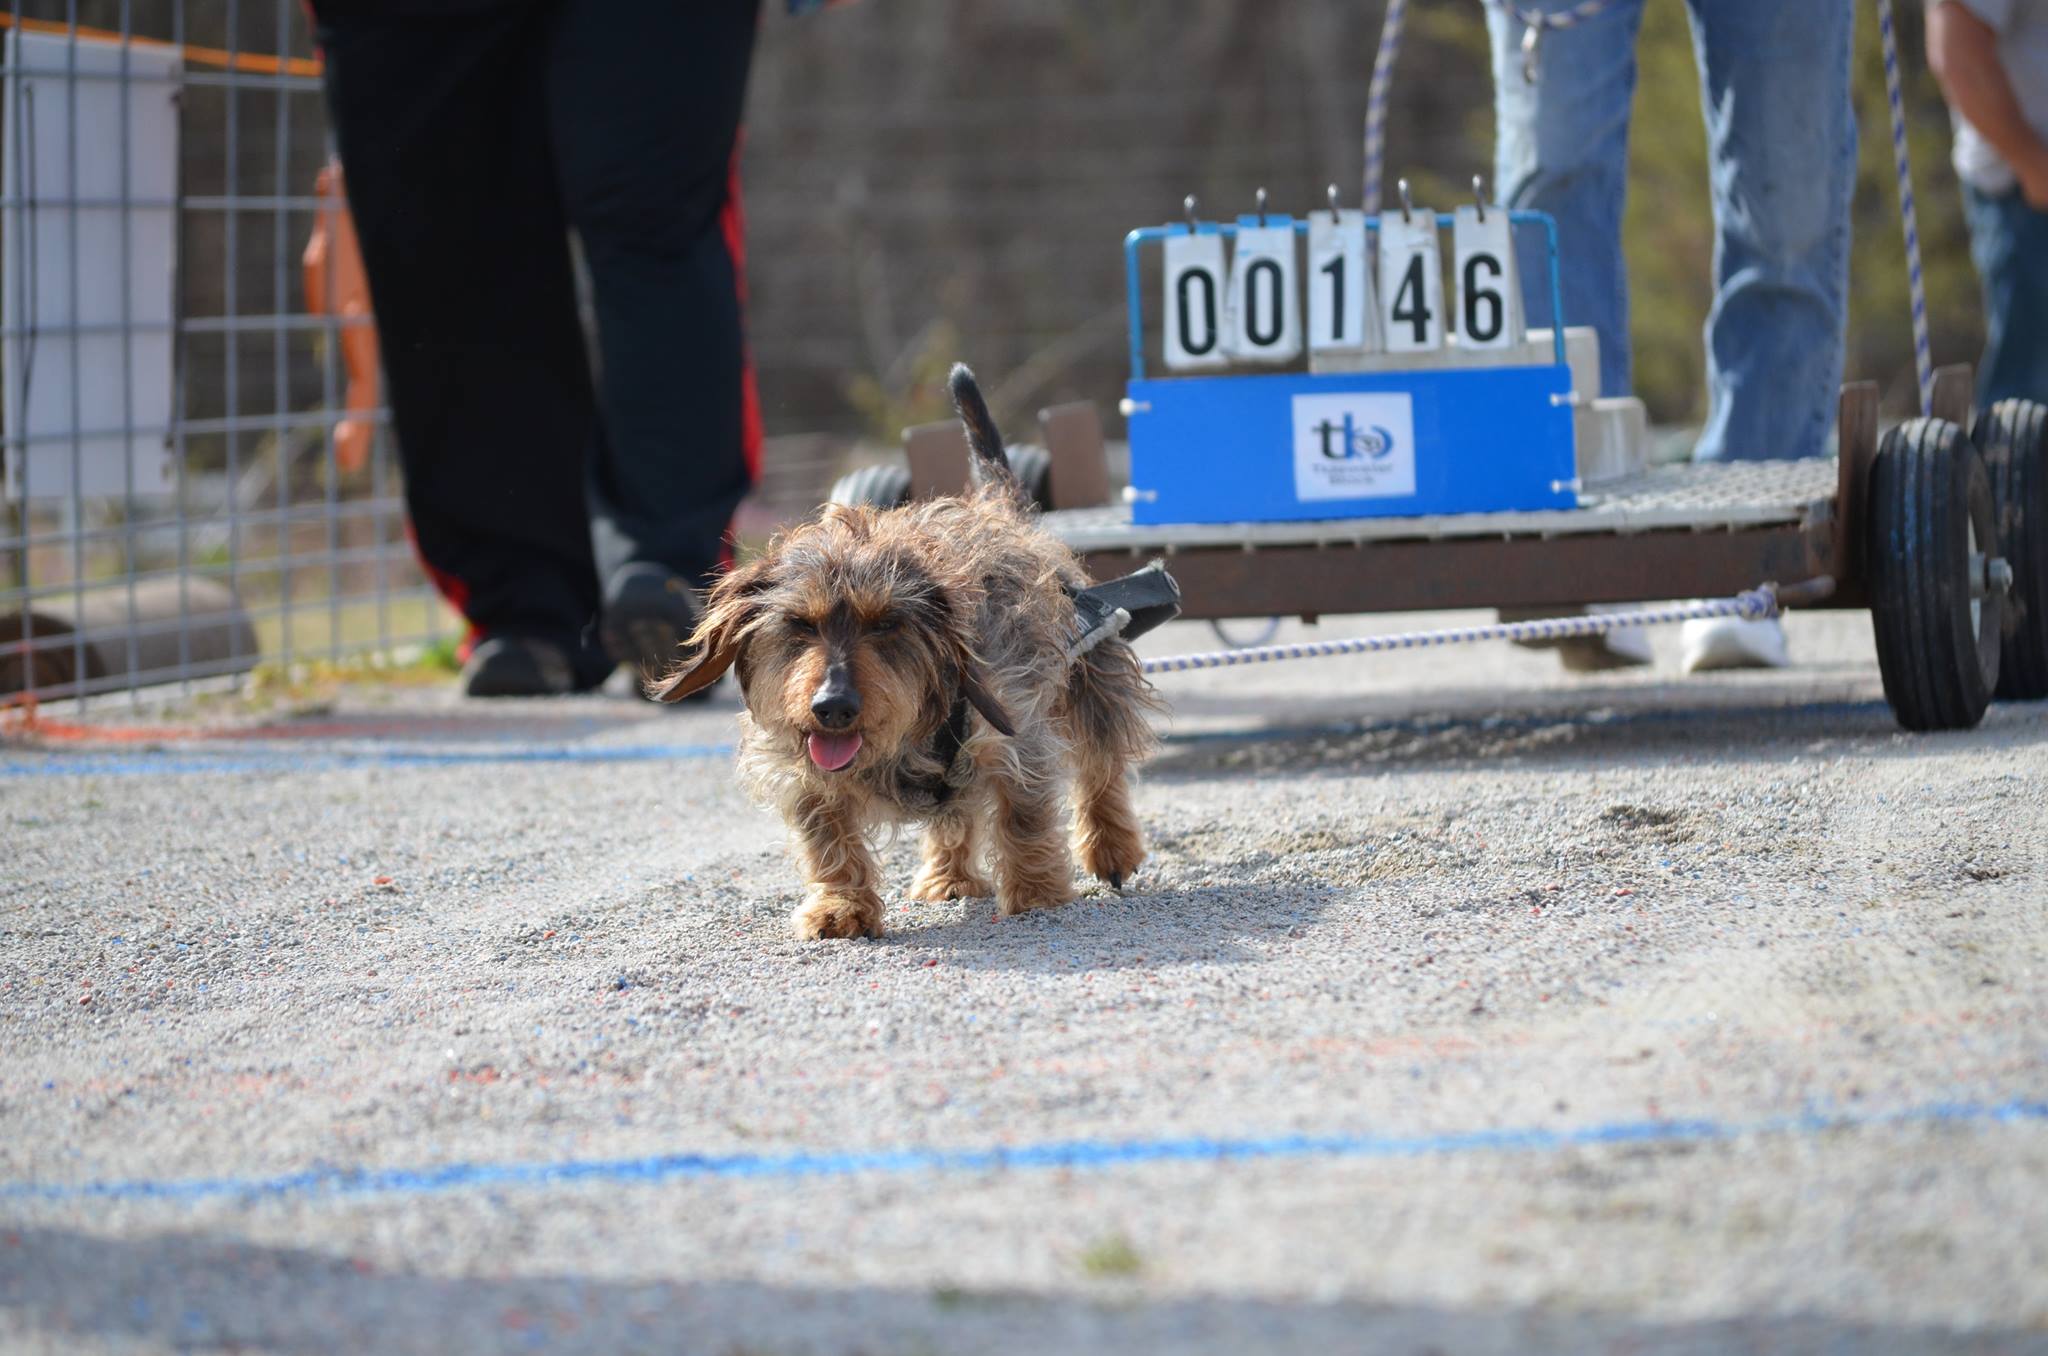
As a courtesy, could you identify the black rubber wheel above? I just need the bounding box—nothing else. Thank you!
[1972,398,2048,700]
[1867,416,2002,731]
[1007,444,1055,512]
[827,462,913,509]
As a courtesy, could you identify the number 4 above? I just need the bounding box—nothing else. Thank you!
[1378,207,1444,354]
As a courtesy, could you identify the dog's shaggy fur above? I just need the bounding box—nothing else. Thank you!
[651,365,1159,939]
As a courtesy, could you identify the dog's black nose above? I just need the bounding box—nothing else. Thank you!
[810,677,861,730]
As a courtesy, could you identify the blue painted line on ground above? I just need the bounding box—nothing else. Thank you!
[0,742,734,779]
[0,698,1936,779]
[5,1096,2039,1207]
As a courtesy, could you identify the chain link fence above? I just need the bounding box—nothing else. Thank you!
[0,0,456,709]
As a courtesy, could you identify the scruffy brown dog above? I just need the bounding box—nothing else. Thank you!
[650,365,1159,939]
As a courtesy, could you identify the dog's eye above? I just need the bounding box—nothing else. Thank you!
[787,616,819,635]
[870,616,900,634]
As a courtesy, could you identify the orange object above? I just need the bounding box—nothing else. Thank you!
[302,161,381,476]
[0,14,323,78]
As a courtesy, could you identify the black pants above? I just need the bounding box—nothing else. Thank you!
[316,0,761,680]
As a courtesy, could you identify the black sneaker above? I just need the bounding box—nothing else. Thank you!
[459,636,579,698]
[600,563,708,701]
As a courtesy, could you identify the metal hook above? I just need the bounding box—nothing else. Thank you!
[1255,187,1268,226]
[1327,183,1341,218]
[1183,194,1199,231]
[1472,175,1487,222]
[1397,177,1414,225]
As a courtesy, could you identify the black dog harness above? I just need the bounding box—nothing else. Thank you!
[894,560,1181,808]
[897,695,975,807]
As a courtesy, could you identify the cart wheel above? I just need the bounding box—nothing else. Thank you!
[1007,444,1055,513]
[1972,398,2048,699]
[828,463,913,509]
[1868,417,2003,731]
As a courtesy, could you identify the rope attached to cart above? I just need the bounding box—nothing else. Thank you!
[1139,584,1791,676]
[1362,0,1408,215]
[1875,0,1935,416]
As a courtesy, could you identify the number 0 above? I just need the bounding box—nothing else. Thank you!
[1244,257,1283,347]
[1462,253,1504,343]
[1177,270,1218,356]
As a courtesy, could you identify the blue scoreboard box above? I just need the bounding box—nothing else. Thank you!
[1120,207,1580,526]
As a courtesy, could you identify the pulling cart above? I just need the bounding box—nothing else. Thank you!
[833,191,2046,734]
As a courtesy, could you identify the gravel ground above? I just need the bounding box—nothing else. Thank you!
[1,609,2044,1354]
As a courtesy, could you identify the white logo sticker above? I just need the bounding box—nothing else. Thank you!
[1292,392,1416,501]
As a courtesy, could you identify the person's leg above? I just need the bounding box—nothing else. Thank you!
[545,0,763,601]
[1686,0,1855,463]
[1965,185,2048,406]
[1488,0,1648,398]
[315,5,610,686]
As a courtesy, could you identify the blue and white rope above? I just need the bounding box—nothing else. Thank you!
[1362,0,1408,215]
[1877,0,1934,415]
[1139,587,1778,675]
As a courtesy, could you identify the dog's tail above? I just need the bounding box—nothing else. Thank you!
[948,363,1017,495]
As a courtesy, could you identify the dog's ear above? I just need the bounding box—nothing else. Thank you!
[644,556,773,702]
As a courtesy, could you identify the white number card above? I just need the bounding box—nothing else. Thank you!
[1307,209,1380,354]
[1452,204,1522,350]
[1226,222,1301,364]
[1163,231,1228,371]
[1378,208,1444,353]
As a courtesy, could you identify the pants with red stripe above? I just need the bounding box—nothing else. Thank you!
[313,0,763,683]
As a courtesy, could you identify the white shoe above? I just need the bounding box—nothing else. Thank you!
[1680,616,1790,673]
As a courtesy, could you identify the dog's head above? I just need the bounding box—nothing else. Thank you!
[647,505,1015,774]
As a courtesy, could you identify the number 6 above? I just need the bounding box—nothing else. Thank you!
[1452,203,1523,351]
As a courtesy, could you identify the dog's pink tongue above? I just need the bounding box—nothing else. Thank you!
[807,731,863,771]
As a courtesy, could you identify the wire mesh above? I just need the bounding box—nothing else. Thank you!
[0,0,452,710]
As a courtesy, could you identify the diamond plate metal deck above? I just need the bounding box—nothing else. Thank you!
[1044,458,1838,553]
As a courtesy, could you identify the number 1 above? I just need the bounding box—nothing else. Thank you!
[1320,254,1344,342]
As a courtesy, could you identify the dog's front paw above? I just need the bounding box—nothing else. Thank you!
[793,889,884,940]
[1078,830,1145,892]
[907,862,992,902]
[995,883,1071,918]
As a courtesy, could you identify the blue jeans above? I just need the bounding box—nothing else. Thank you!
[1963,185,2048,407]
[1488,0,1856,462]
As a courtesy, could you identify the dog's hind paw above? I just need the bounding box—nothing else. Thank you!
[793,890,884,940]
